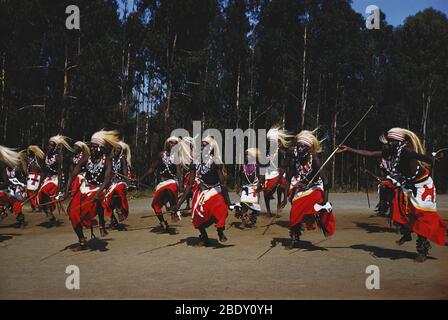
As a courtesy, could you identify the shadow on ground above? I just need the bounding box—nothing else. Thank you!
[37,220,64,228]
[108,223,129,231]
[0,233,22,242]
[137,237,234,256]
[355,222,397,234]
[149,225,178,235]
[273,237,328,252]
[184,236,235,249]
[349,243,436,261]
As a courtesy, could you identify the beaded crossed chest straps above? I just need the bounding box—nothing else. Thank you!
[85,155,107,186]
[381,143,420,184]
[196,158,219,188]
[293,149,321,187]
[27,155,41,172]
[112,153,123,174]
[72,152,83,166]
[158,151,177,181]
[45,152,59,175]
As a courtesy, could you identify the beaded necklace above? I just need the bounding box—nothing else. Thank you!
[27,155,41,171]
[86,154,106,185]
[159,151,176,178]
[45,151,58,174]
[293,147,314,182]
[196,156,214,179]
[112,152,124,174]
[381,143,419,183]
[242,164,258,185]
[72,152,84,166]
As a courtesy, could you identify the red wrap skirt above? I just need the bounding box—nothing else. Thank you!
[103,182,129,218]
[152,179,178,215]
[289,187,335,236]
[37,175,58,210]
[67,175,104,229]
[0,191,22,215]
[191,185,228,229]
[391,176,446,246]
[263,174,286,194]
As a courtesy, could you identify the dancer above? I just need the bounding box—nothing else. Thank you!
[338,128,446,262]
[64,130,119,250]
[69,141,90,179]
[260,126,290,217]
[281,130,335,249]
[104,141,131,229]
[0,146,27,228]
[37,135,72,223]
[23,145,45,211]
[174,136,232,246]
[234,148,262,228]
[139,136,190,232]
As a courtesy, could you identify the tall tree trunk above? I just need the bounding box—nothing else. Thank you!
[234,62,241,185]
[421,89,433,149]
[316,73,321,128]
[164,33,177,137]
[363,127,367,190]
[356,142,359,192]
[123,44,131,128]
[0,52,5,143]
[331,80,340,188]
[282,104,286,129]
[60,45,69,131]
[235,62,241,129]
[300,24,308,130]
[331,111,338,188]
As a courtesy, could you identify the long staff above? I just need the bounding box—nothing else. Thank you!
[306,105,374,188]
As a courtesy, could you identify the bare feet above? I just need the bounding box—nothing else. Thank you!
[100,227,109,237]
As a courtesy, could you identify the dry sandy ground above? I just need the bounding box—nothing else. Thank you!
[0,192,447,300]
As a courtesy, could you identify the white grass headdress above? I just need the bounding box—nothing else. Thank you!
[0,146,22,169]
[267,125,293,148]
[49,135,74,152]
[296,129,322,153]
[246,147,260,164]
[166,136,193,168]
[386,127,428,168]
[91,130,120,149]
[118,141,132,165]
[27,145,45,160]
[74,141,90,156]
[202,136,222,164]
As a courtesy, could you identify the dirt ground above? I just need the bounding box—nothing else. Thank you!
[1,192,447,300]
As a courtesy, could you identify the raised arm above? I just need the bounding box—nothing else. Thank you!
[139,156,161,183]
[338,145,382,158]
